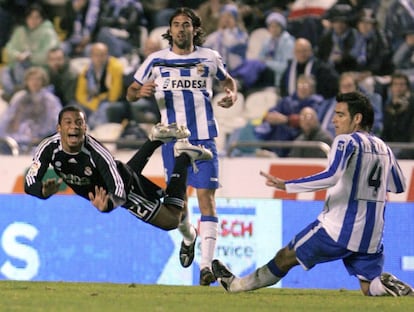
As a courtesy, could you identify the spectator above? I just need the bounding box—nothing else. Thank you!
[381,72,414,159]
[322,0,380,28]
[352,7,393,96]
[384,0,414,50]
[0,0,36,62]
[287,0,334,47]
[1,3,60,101]
[204,4,248,81]
[113,37,163,126]
[74,42,124,129]
[288,106,333,158]
[354,8,393,81]
[0,66,62,154]
[320,72,383,137]
[110,37,163,146]
[128,38,162,124]
[196,0,225,36]
[254,74,324,157]
[256,12,295,89]
[317,3,361,74]
[392,27,414,88]
[60,0,101,57]
[95,0,147,57]
[142,0,174,30]
[280,38,339,99]
[45,47,78,106]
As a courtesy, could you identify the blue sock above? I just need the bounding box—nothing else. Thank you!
[266,259,287,278]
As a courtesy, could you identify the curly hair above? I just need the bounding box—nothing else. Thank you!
[58,106,87,124]
[161,7,206,46]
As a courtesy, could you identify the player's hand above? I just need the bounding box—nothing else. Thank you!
[139,81,158,98]
[88,186,110,212]
[42,178,63,197]
[217,87,236,108]
[260,171,286,190]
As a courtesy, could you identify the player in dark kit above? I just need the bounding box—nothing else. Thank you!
[24,106,212,230]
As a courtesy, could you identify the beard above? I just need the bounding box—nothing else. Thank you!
[173,34,192,50]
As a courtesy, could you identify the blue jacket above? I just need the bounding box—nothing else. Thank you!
[254,93,324,156]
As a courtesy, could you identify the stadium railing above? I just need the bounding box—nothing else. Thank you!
[2,139,414,160]
[0,136,20,156]
[226,141,414,159]
[226,140,331,157]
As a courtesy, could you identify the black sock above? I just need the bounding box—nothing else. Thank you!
[164,154,191,208]
[126,139,163,174]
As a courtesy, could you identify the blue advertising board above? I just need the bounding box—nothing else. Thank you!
[0,194,413,289]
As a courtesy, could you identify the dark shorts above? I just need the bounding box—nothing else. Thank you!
[123,171,165,223]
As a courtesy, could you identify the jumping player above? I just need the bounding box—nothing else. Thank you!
[25,105,212,230]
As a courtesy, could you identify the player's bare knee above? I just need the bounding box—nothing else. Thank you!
[158,222,178,231]
[275,246,297,271]
[157,204,182,230]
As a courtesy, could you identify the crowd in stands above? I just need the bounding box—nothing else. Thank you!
[0,0,414,158]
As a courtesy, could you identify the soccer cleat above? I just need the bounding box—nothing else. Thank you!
[380,272,414,296]
[174,140,213,173]
[149,123,190,143]
[212,259,235,291]
[199,267,216,286]
[179,227,197,268]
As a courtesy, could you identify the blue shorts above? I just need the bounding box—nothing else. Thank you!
[162,139,219,189]
[289,220,384,281]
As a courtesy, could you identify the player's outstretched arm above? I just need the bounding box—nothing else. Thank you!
[260,171,286,190]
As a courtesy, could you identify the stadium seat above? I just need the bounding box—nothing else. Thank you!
[246,27,270,60]
[69,57,91,74]
[212,92,246,154]
[0,89,7,118]
[149,26,170,49]
[139,26,148,52]
[89,123,125,152]
[243,89,278,122]
[213,91,245,125]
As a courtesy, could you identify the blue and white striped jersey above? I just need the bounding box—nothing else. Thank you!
[133,46,228,140]
[285,132,406,253]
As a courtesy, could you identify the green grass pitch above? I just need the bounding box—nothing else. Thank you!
[1,281,413,311]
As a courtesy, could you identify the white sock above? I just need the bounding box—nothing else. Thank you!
[199,220,218,269]
[178,216,196,246]
[230,265,280,292]
[369,276,387,296]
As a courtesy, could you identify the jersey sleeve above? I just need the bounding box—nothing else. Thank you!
[133,51,157,85]
[211,49,228,81]
[285,135,355,193]
[24,142,53,199]
[386,146,406,193]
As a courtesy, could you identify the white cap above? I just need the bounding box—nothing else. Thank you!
[266,12,286,29]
